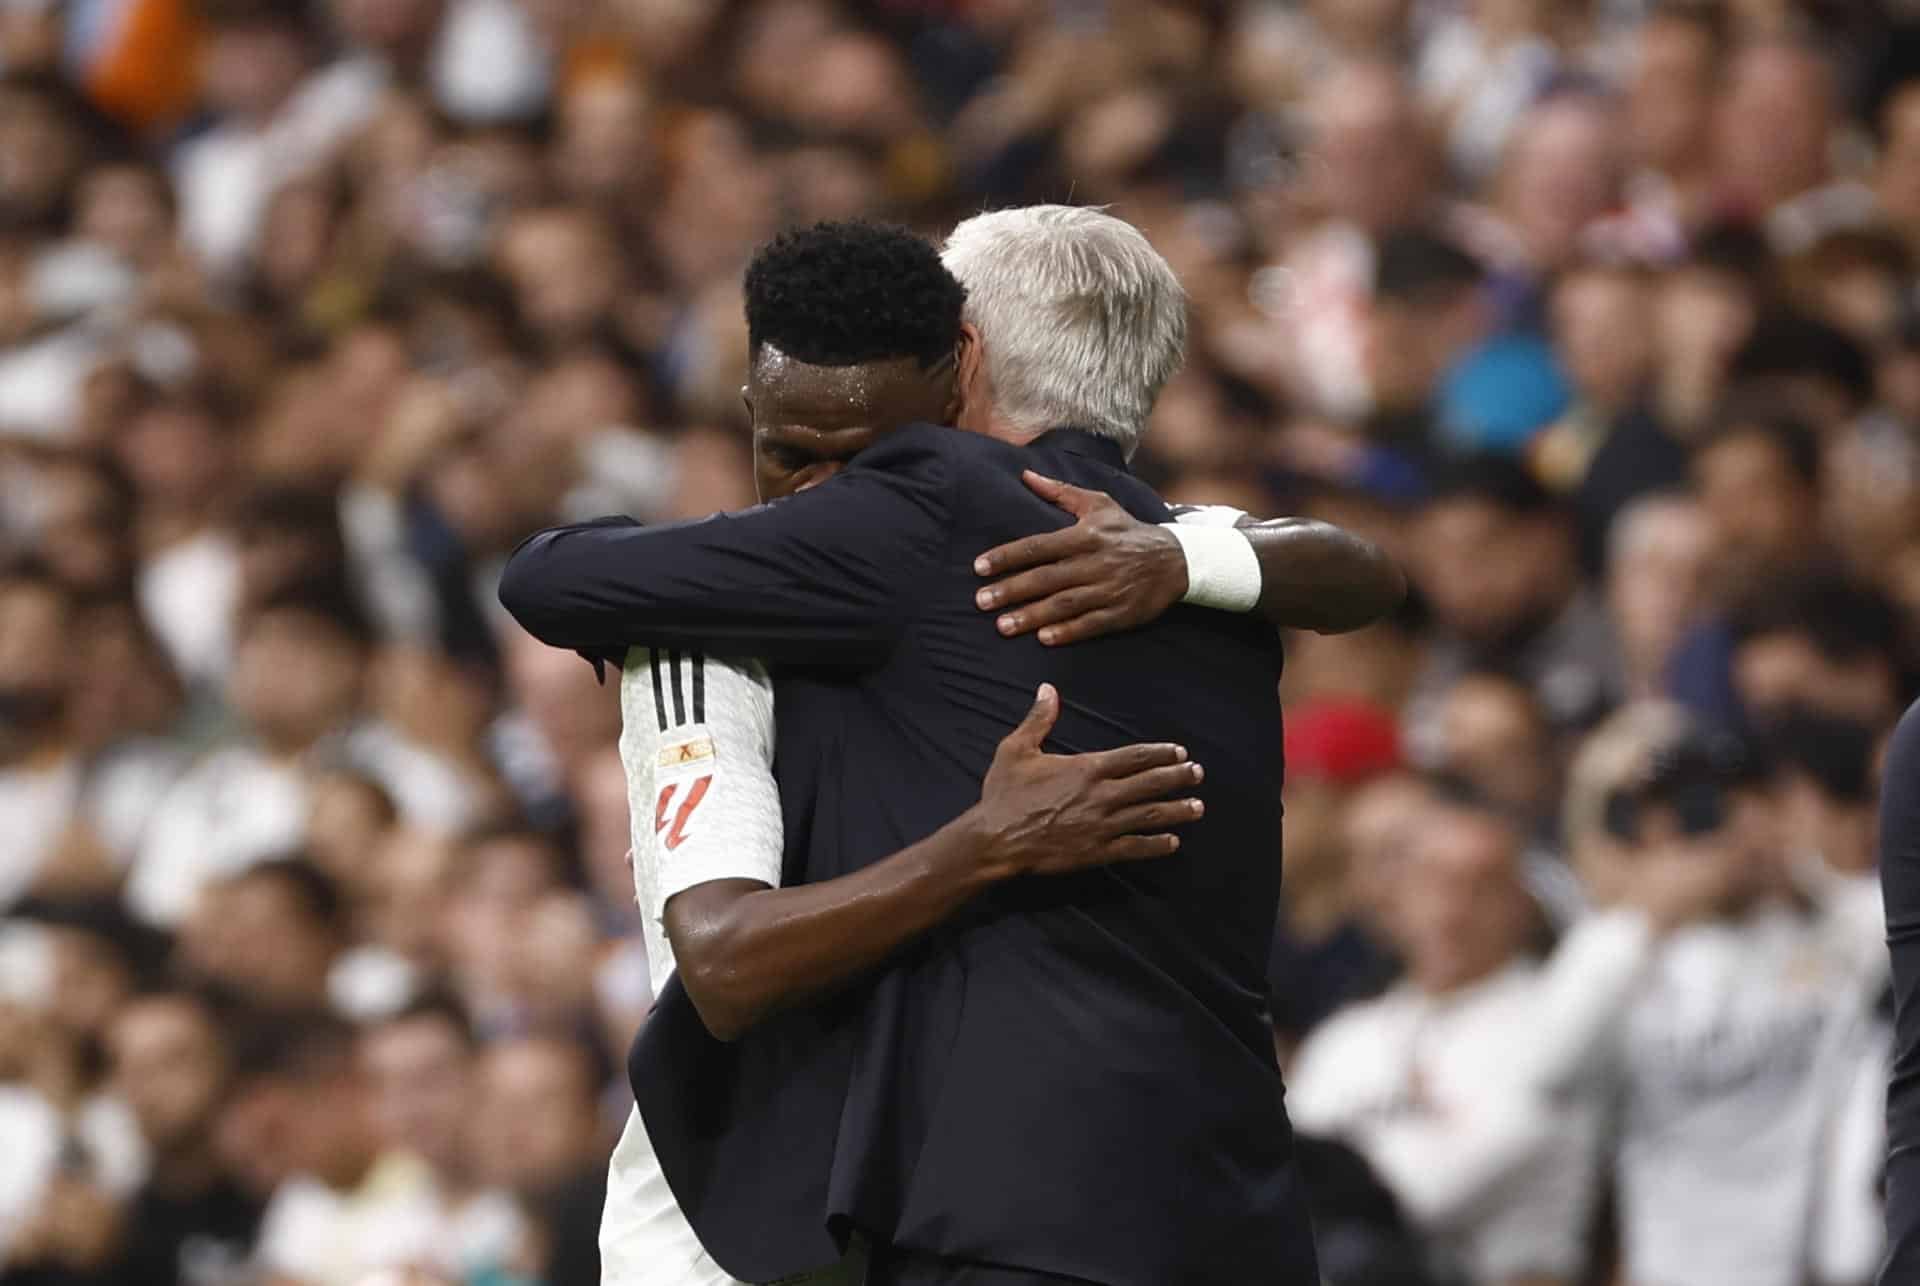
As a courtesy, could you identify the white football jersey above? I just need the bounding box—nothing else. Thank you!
[617,647,785,994]
[603,646,782,1286]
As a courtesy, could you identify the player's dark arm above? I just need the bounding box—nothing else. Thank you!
[664,685,1204,1041]
[1232,515,1405,633]
[1881,698,1920,1280]
[498,439,948,667]
[972,471,1405,645]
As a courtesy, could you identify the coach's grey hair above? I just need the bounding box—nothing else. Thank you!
[941,206,1187,457]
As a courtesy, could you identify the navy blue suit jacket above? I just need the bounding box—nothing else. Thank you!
[1881,698,1920,1284]
[500,425,1320,1285]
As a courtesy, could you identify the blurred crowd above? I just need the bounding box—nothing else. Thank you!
[1,0,1919,1284]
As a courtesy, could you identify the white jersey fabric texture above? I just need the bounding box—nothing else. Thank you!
[602,646,781,1286]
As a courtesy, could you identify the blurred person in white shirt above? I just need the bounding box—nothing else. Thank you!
[359,993,525,1281]
[1277,60,1442,424]
[1535,711,1888,1286]
[1767,707,1886,951]
[114,383,243,691]
[251,1015,445,1286]
[1416,0,1568,186]
[0,560,82,907]
[0,903,157,1275]
[1287,789,1600,1286]
[128,580,372,927]
[1762,707,1892,1284]
[173,0,394,278]
[472,1035,609,1286]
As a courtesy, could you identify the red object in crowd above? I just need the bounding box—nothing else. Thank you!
[1284,699,1403,786]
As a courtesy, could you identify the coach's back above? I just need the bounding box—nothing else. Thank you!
[801,423,1312,1283]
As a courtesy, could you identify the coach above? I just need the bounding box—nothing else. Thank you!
[502,208,1330,1285]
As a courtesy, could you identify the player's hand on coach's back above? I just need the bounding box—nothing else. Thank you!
[974,470,1406,642]
[964,684,1204,883]
[972,472,1188,647]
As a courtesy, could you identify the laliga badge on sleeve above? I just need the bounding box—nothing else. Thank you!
[653,730,716,852]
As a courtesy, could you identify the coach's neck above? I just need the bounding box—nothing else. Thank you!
[950,322,1045,447]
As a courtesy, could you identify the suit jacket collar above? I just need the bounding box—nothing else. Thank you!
[1032,428,1127,468]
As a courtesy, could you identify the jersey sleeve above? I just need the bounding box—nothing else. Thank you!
[619,647,783,991]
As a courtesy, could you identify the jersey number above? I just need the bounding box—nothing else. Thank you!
[654,776,712,851]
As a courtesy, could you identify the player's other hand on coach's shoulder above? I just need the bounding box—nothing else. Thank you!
[973,471,1187,646]
[965,684,1204,883]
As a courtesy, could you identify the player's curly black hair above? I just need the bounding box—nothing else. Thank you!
[744,221,966,370]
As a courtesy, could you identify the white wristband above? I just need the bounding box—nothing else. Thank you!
[1166,523,1261,613]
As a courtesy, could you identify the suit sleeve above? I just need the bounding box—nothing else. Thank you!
[1881,699,1920,1282]
[499,439,950,668]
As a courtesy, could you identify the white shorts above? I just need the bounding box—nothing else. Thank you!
[601,1106,750,1286]
[601,1106,866,1286]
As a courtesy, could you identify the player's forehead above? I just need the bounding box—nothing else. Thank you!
[749,344,924,425]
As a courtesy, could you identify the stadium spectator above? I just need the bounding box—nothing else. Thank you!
[127,583,373,927]
[1728,575,1908,729]
[1287,794,1599,1286]
[1405,454,1623,744]
[1427,672,1560,830]
[473,1035,607,1286]
[104,990,264,1286]
[117,382,244,688]
[1605,492,1716,702]
[1540,714,1887,1286]
[1281,61,1441,423]
[1716,38,1873,251]
[1618,3,1724,240]
[1879,77,1920,254]
[304,769,400,905]
[1535,260,1689,569]
[1478,92,1624,296]
[178,856,349,1015]
[1765,708,1888,1009]
[359,992,525,1279]
[1664,409,1830,723]
[1693,411,1827,598]
[0,562,80,907]
[1363,229,1493,441]
[250,1014,446,1286]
